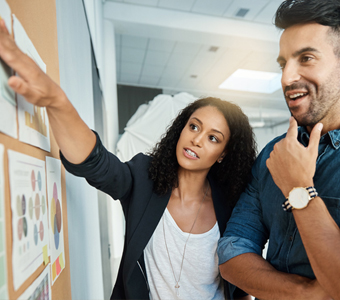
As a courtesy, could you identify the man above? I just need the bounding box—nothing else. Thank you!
[218,1,340,299]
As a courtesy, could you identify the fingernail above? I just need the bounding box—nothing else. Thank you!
[316,123,323,131]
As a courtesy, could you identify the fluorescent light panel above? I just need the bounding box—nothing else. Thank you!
[219,69,281,94]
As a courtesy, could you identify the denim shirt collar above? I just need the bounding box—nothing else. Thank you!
[298,126,340,149]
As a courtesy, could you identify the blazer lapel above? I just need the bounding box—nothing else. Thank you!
[124,189,171,279]
[208,176,232,235]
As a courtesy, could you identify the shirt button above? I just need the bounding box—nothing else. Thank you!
[289,236,293,241]
[335,141,339,146]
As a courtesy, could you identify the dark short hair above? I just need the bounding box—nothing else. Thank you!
[275,0,340,30]
[275,0,340,56]
[148,97,257,206]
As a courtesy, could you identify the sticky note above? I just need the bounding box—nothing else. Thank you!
[59,253,65,269]
[52,262,56,281]
[42,245,49,265]
[56,256,61,275]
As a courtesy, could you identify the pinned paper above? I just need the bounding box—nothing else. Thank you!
[59,253,64,269]
[8,150,49,290]
[56,256,61,275]
[42,245,48,265]
[46,157,65,285]
[18,266,51,300]
[52,263,56,281]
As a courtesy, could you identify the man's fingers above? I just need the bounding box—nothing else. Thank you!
[285,116,298,139]
[8,76,36,101]
[0,19,10,35]
[0,26,40,82]
[308,123,323,151]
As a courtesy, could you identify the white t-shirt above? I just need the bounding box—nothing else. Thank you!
[144,208,225,300]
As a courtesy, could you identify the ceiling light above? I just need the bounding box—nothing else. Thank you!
[235,8,249,18]
[218,69,281,94]
[209,46,219,52]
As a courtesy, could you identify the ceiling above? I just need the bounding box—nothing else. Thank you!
[103,0,291,127]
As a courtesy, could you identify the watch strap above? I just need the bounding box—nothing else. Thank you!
[282,186,318,212]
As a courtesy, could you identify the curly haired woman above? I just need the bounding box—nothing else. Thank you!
[0,19,255,300]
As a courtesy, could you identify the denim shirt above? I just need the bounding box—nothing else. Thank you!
[218,126,340,279]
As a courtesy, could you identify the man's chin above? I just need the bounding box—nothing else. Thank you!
[290,114,311,127]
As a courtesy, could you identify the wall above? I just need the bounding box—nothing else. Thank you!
[56,0,104,299]
[253,121,289,153]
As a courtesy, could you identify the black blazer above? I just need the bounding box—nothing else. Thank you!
[61,132,247,300]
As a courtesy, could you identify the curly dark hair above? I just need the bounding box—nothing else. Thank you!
[275,0,340,56]
[148,97,257,206]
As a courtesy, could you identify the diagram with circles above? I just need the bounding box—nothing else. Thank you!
[46,157,65,284]
[8,150,49,291]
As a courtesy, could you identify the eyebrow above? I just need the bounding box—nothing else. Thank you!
[191,117,225,139]
[276,47,320,63]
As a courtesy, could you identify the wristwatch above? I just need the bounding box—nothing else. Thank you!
[282,187,318,212]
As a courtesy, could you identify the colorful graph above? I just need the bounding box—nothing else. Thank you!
[15,170,47,255]
[50,183,62,250]
[31,170,42,192]
[25,106,47,137]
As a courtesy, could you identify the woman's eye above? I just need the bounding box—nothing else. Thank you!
[209,136,218,142]
[190,124,198,131]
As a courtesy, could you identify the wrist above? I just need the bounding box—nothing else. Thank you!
[283,181,314,198]
[47,88,70,111]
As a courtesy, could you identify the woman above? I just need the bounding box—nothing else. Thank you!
[0,20,255,299]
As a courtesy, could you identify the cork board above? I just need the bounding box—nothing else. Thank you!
[0,0,72,299]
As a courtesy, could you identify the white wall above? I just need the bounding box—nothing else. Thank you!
[254,121,289,153]
[56,1,104,299]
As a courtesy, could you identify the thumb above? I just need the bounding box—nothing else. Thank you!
[308,123,323,152]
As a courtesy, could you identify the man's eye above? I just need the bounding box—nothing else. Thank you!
[301,56,312,63]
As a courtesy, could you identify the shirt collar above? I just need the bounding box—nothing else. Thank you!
[298,126,340,149]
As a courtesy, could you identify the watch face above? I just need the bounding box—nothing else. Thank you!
[289,188,309,209]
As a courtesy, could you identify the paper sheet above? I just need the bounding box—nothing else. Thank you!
[46,157,65,284]
[8,150,49,290]
[0,144,9,299]
[18,265,51,300]
[13,15,50,152]
[0,1,17,138]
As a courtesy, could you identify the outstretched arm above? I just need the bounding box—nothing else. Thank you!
[220,253,331,300]
[0,19,96,163]
[267,117,340,299]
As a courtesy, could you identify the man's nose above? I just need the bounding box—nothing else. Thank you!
[281,61,301,88]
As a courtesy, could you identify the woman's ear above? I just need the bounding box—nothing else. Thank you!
[217,151,227,163]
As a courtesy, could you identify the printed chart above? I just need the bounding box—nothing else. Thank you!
[8,150,49,290]
[13,14,50,151]
[18,265,51,300]
[0,144,8,299]
[46,157,65,284]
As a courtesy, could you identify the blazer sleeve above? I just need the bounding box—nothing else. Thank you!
[60,131,133,201]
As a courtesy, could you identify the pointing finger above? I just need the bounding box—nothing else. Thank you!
[308,123,323,152]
